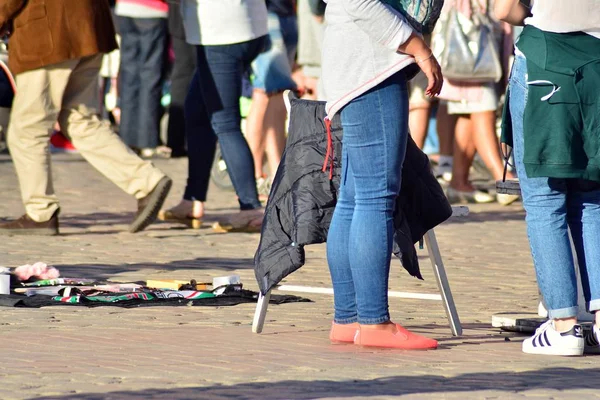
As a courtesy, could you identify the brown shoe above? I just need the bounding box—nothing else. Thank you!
[129,176,172,233]
[0,210,59,236]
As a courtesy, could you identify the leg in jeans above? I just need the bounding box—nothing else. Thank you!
[510,54,579,319]
[167,36,196,155]
[327,72,408,324]
[183,68,216,203]
[566,181,600,314]
[194,39,264,210]
[136,18,167,149]
[117,16,142,148]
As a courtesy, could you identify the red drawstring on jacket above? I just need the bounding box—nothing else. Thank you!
[321,117,334,180]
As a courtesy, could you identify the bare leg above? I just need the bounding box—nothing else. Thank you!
[450,115,476,192]
[436,103,455,157]
[263,92,287,177]
[471,110,516,181]
[408,103,431,149]
[246,89,270,178]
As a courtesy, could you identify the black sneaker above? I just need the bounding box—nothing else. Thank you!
[584,325,600,354]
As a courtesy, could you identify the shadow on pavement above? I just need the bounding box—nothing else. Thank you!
[31,367,600,399]
[444,209,526,224]
[54,256,256,281]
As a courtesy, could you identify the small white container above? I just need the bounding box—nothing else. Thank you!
[212,275,241,295]
[0,267,10,295]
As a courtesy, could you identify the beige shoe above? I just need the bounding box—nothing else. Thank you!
[496,193,520,206]
[446,187,495,204]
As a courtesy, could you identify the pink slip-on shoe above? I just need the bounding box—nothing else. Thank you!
[329,322,359,343]
[354,323,438,350]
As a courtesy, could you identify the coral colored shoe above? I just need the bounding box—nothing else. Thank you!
[354,323,438,350]
[329,322,359,343]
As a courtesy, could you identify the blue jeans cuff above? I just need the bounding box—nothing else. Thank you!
[357,315,390,325]
[334,316,358,324]
[588,299,600,313]
[548,306,578,319]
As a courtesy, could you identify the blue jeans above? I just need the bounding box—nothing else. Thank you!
[510,54,600,319]
[184,37,266,210]
[117,17,167,149]
[251,13,298,93]
[326,72,409,324]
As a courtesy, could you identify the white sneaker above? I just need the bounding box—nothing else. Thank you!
[522,320,584,356]
[584,325,600,354]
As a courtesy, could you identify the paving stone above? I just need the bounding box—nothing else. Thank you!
[0,153,599,399]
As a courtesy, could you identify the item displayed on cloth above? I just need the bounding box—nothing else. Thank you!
[380,0,445,34]
[0,267,9,295]
[432,0,502,83]
[0,287,311,308]
[14,262,60,281]
[146,279,210,290]
[254,92,452,294]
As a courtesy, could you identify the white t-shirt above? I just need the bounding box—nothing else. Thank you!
[181,0,268,46]
[525,0,600,38]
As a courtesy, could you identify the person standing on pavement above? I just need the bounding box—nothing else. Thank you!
[322,0,442,349]
[0,0,172,236]
[115,0,169,158]
[164,0,196,158]
[245,0,298,197]
[158,0,268,231]
[496,0,600,356]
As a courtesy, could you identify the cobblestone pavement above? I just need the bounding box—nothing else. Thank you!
[0,153,599,400]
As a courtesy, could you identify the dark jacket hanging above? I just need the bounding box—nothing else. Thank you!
[254,94,452,294]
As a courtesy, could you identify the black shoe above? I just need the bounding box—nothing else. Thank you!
[129,176,172,233]
[0,209,59,236]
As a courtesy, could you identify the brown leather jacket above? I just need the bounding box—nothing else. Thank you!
[0,0,118,75]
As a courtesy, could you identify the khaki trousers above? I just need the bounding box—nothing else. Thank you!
[7,54,165,222]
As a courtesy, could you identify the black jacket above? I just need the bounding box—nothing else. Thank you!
[254,95,452,294]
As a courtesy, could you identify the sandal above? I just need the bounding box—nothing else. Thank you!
[212,210,263,233]
[158,209,203,229]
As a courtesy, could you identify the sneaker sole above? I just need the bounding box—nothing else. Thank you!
[129,177,172,233]
[0,227,58,236]
[522,345,583,356]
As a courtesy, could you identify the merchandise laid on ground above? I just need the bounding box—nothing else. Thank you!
[0,263,309,308]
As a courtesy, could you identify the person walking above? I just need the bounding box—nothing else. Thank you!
[496,0,600,356]
[164,0,196,158]
[245,0,298,197]
[158,0,268,231]
[0,0,172,236]
[322,0,442,349]
[115,0,169,158]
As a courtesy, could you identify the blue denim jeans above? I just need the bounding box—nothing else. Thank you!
[510,54,600,319]
[326,72,409,324]
[117,17,167,149]
[184,37,266,210]
[251,13,298,93]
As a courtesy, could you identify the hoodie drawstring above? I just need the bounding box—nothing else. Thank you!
[321,117,334,180]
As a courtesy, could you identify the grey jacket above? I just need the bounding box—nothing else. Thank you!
[321,0,417,117]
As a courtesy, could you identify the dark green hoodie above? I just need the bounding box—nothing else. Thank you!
[502,25,600,182]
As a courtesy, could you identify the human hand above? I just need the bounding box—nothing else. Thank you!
[414,51,443,97]
[398,33,443,97]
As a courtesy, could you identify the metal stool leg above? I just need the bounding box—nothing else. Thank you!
[252,290,272,333]
[424,229,463,336]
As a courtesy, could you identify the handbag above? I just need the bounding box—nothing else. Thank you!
[380,0,445,34]
[432,0,503,83]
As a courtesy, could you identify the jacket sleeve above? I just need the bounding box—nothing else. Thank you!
[0,0,25,27]
[340,0,414,52]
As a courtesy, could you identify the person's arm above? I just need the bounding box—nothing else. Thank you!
[0,0,25,27]
[341,0,414,52]
[494,0,531,26]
